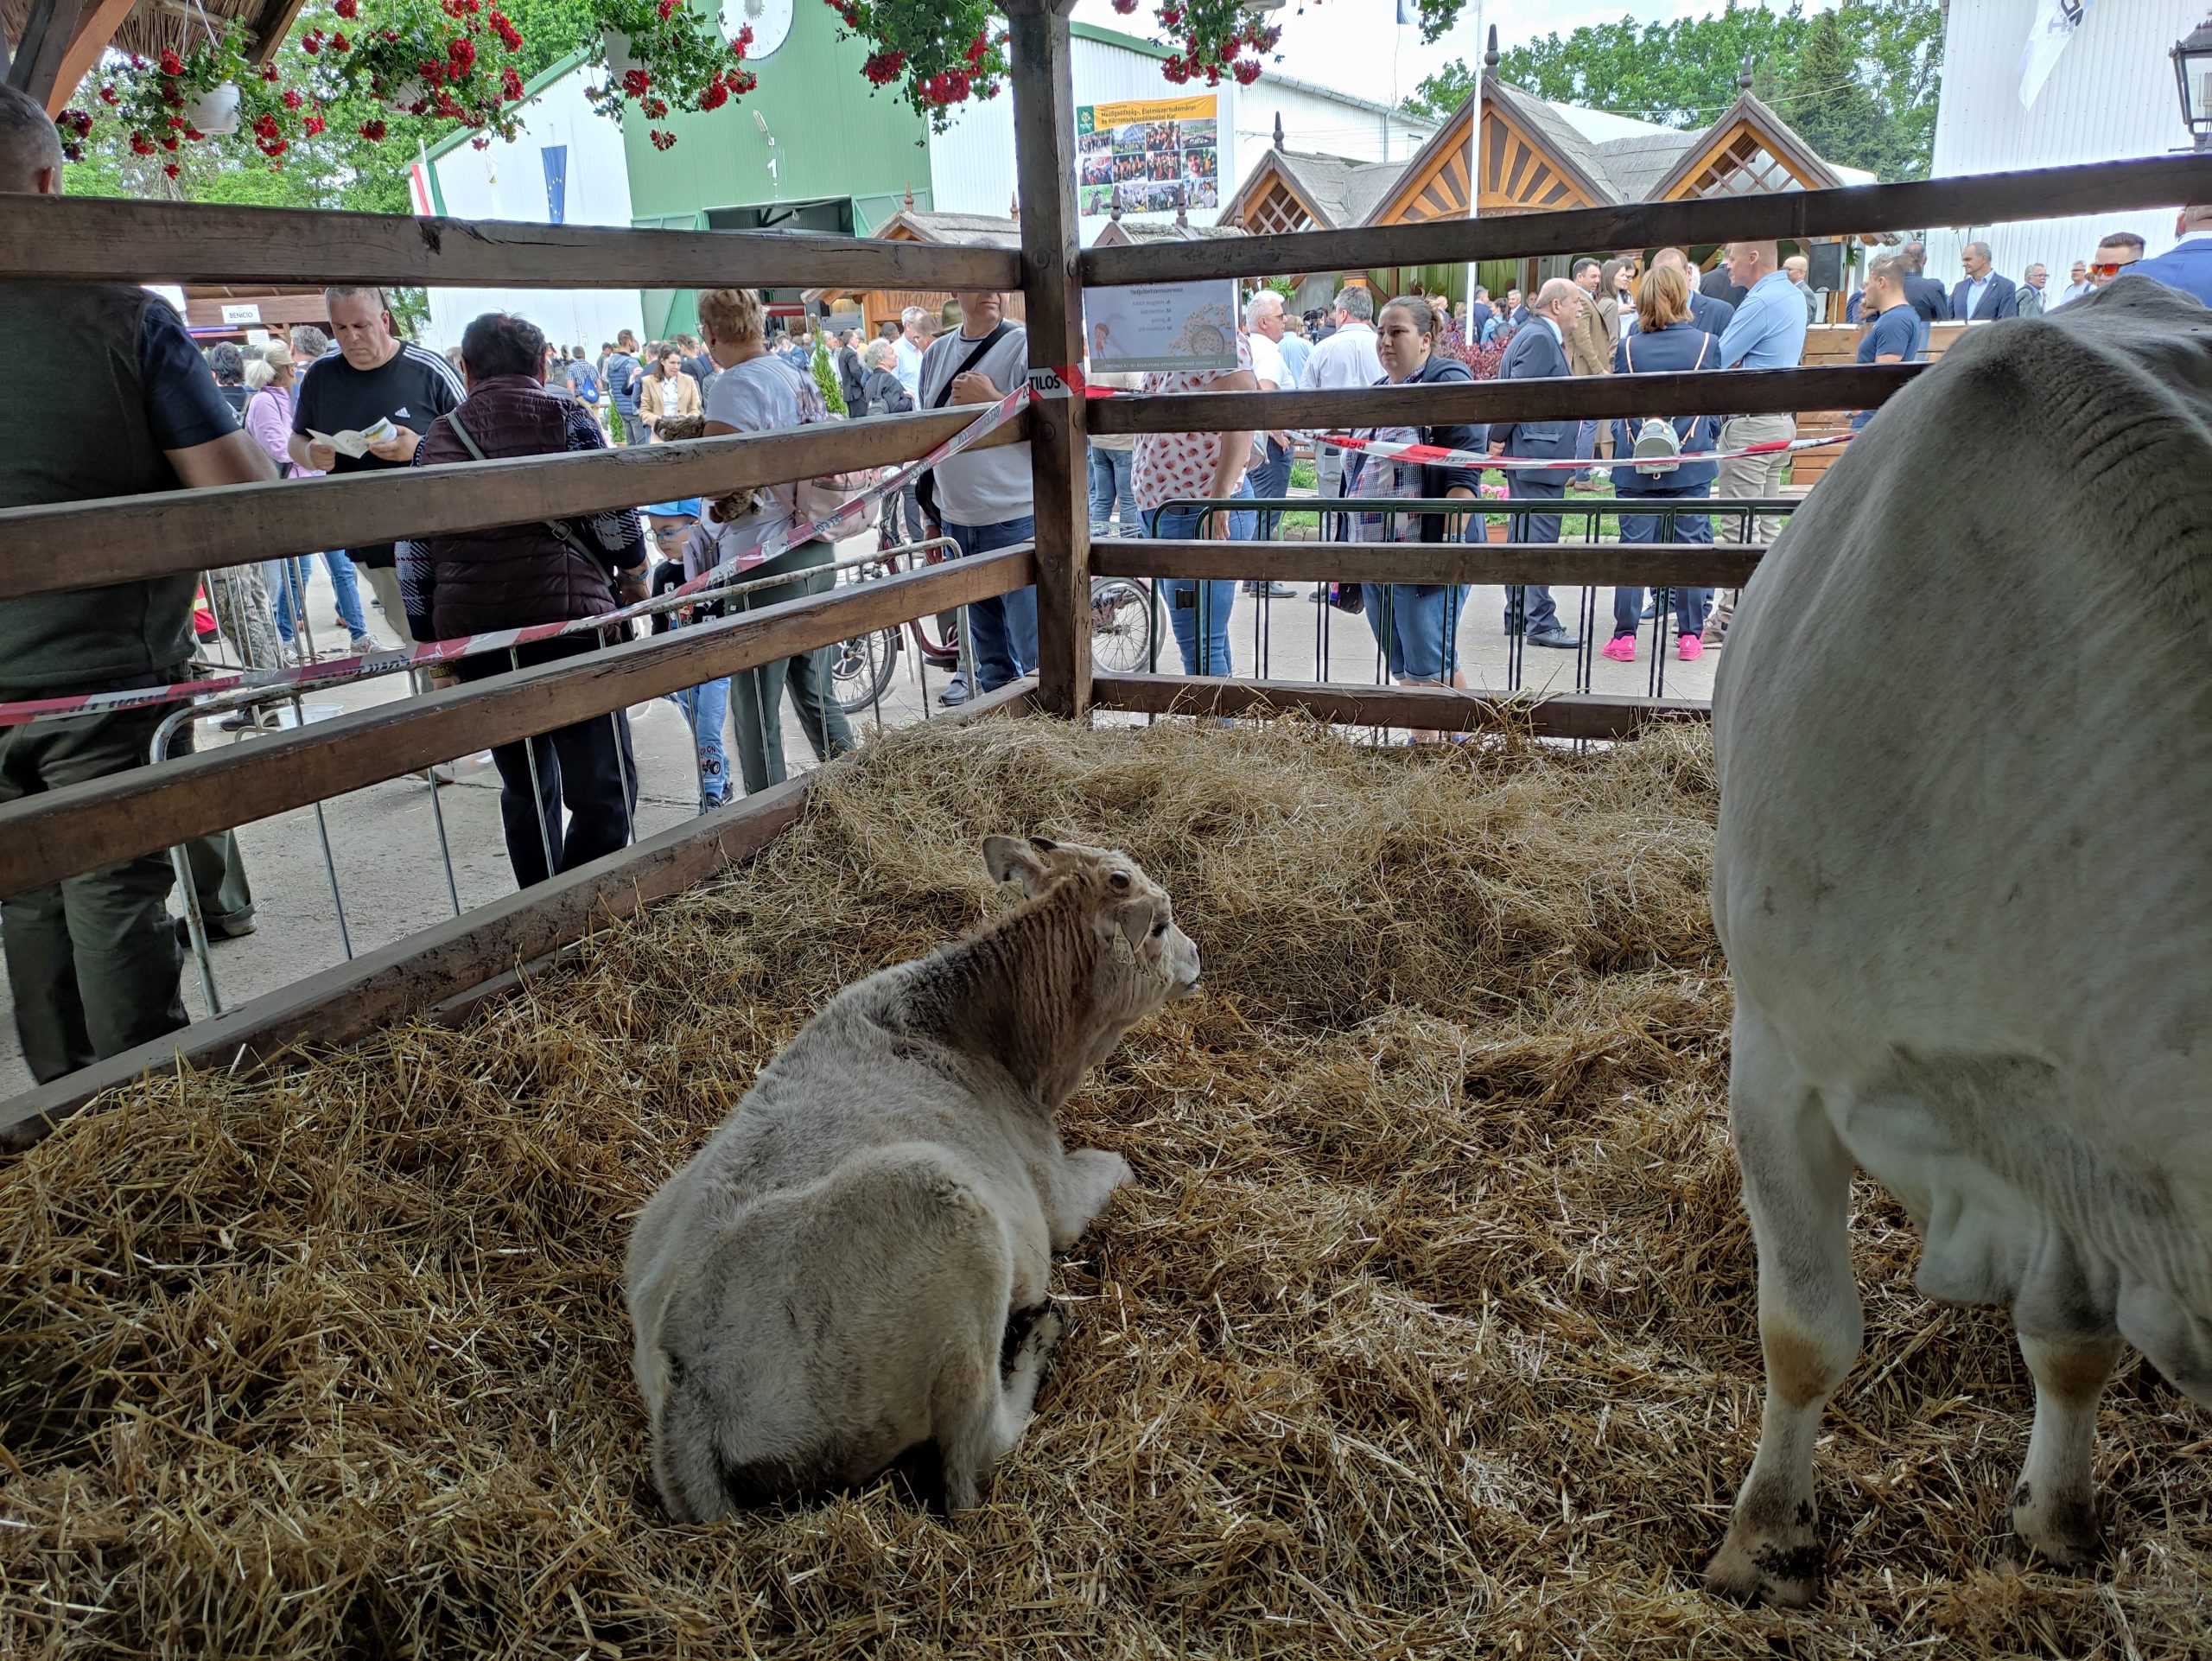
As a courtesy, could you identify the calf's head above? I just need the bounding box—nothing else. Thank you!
[982,836,1201,1012]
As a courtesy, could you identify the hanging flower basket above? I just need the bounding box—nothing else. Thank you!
[588,0,757,150]
[321,0,532,145]
[822,0,1008,130]
[67,30,309,174]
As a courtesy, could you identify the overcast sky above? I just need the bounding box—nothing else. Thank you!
[1065,0,1847,118]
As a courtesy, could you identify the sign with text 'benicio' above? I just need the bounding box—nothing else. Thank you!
[1075,94,1220,220]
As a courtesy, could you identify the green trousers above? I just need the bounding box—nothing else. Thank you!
[168,718,256,932]
[0,694,190,1083]
[725,540,856,797]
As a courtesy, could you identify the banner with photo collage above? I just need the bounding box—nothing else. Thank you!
[1075,94,1221,220]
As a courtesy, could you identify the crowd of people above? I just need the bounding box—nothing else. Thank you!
[6,67,2210,1094]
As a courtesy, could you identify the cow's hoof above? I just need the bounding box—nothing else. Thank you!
[2012,1482,2101,1569]
[1705,1524,1823,1608]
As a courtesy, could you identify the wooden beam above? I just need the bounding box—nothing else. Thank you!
[1095,538,1765,587]
[243,0,315,68]
[0,680,1041,1151]
[0,549,1035,898]
[1090,673,1709,741]
[1007,0,1091,720]
[0,196,1025,290]
[1082,155,2212,286]
[0,409,1030,594]
[29,0,135,112]
[1089,362,1922,436]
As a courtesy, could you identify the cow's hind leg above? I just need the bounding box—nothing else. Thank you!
[2011,1325,2122,1567]
[1707,1003,1862,1608]
[938,1306,1065,1513]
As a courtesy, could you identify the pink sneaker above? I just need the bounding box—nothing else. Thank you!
[1678,634,1705,662]
[1601,635,1637,663]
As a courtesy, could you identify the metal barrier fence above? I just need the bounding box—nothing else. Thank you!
[1132,495,1800,713]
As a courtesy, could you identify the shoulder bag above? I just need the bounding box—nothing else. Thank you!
[912,322,1011,526]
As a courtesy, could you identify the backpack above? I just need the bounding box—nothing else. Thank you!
[570,362,601,402]
[1623,332,1707,476]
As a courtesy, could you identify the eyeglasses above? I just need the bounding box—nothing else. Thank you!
[2088,261,2135,278]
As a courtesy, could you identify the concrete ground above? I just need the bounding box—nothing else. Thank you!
[0,519,1724,1099]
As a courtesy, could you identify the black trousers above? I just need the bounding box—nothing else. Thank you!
[456,634,638,888]
[1505,473,1568,633]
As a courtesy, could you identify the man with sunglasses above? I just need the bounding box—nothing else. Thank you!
[2082,232,2145,295]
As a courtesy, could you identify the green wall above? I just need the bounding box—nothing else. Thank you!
[620,2,934,230]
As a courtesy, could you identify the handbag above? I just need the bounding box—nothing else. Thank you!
[1624,334,1708,477]
[912,321,1011,525]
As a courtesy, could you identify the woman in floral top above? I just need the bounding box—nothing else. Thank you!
[1131,334,1261,677]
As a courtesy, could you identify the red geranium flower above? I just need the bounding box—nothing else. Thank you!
[490,11,521,49]
[99,83,118,104]
[158,49,184,75]
[304,114,326,135]
[500,67,524,99]
[302,29,323,53]
[130,132,156,155]
[861,49,905,86]
[448,35,476,73]
[283,89,303,109]
[360,118,387,140]
[621,67,651,97]
[184,126,205,140]
[699,78,728,110]
[1232,58,1260,85]
[334,0,358,14]
[164,162,180,177]
[330,30,349,51]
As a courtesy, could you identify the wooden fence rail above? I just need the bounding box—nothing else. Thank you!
[1088,363,1923,436]
[1089,674,1708,741]
[0,547,1034,900]
[0,409,1030,593]
[0,196,1023,290]
[1083,154,2212,287]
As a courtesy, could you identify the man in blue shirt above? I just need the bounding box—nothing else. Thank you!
[2128,203,2212,307]
[1949,242,2018,321]
[1705,239,1810,648]
[1851,256,1924,430]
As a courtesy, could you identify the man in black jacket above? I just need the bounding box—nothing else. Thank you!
[1492,278,1585,650]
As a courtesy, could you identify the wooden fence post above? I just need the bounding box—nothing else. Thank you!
[1007,0,1090,720]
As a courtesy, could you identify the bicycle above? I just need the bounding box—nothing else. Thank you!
[829,514,1157,712]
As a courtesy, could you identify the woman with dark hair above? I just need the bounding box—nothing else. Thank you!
[1345,294,1485,739]
[398,311,651,888]
[636,345,702,438]
[1600,264,1719,665]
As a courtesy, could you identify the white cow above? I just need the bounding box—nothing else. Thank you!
[1706,277,2211,1606]
[626,836,1201,1520]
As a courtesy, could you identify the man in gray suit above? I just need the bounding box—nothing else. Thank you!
[1492,278,1586,650]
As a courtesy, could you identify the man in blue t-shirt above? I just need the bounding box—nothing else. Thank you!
[604,329,644,443]
[1851,255,1925,430]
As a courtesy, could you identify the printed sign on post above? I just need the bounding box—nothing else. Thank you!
[220,302,264,325]
[1075,94,1220,220]
[1083,281,1241,374]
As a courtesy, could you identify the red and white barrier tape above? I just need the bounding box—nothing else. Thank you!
[1313,428,1853,472]
[0,378,1037,729]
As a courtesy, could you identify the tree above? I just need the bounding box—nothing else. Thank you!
[1401,0,1943,182]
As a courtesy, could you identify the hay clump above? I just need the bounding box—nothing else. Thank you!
[2,716,2205,1659]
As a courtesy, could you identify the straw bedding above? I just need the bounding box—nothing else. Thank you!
[2,716,2205,1659]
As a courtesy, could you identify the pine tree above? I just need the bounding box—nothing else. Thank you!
[812,334,847,417]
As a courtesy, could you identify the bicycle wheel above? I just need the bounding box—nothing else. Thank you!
[830,628,900,713]
[1089,578,1154,674]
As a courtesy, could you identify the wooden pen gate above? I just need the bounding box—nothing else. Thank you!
[0,0,2204,1145]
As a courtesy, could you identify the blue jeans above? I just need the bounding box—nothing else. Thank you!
[1612,494,1713,639]
[1247,438,1292,541]
[321,550,369,638]
[1088,447,1141,538]
[671,676,731,807]
[1361,583,1466,679]
[944,514,1039,690]
[1152,484,1255,677]
[262,557,308,645]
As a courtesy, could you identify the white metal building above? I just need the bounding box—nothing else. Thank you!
[422,49,647,353]
[1927,0,2202,290]
[923,22,1440,234]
